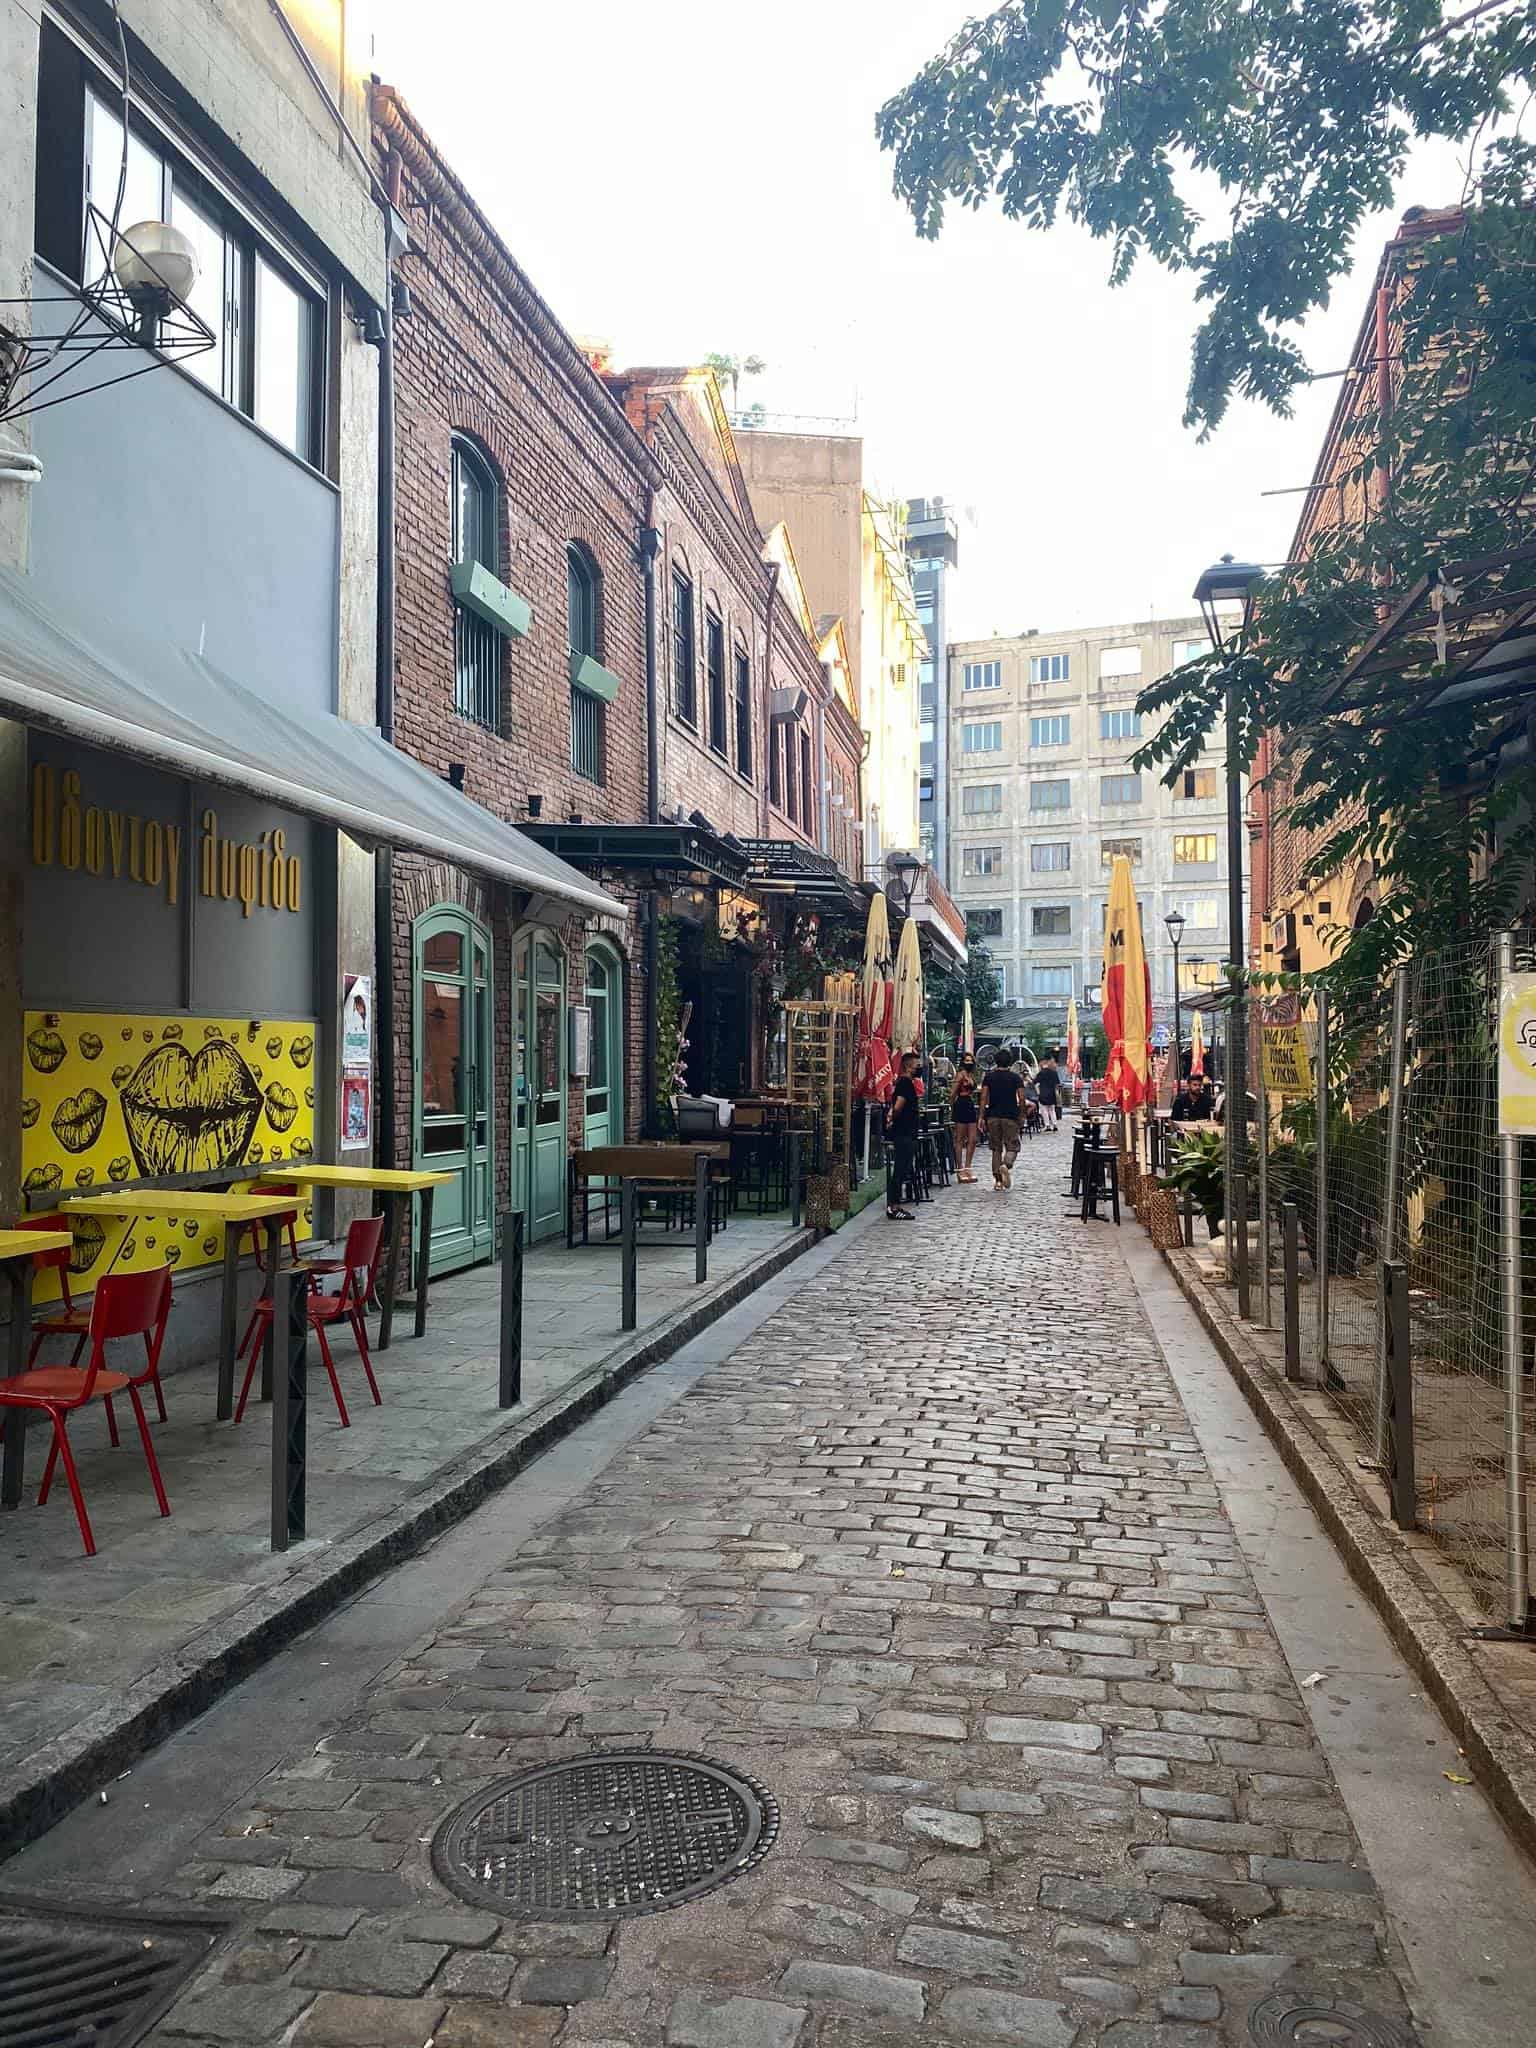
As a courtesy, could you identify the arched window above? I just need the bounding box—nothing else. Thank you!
[451,437,500,728]
[568,544,605,783]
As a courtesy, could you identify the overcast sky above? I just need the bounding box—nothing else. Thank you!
[367,0,1468,642]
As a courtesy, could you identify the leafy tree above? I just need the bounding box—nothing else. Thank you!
[876,1,1533,433]
[927,917,1005,1041]
[704,352,767,413]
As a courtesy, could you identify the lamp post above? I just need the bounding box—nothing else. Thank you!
[1194,553,1264,1305]
[1164,908,1186,1086]
[889,852,922,916]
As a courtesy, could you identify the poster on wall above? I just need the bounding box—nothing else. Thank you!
[1498,970,1536,1136]
[342,973,372,1068]
[341,1073,371,1149]
[20,1009,317,1301]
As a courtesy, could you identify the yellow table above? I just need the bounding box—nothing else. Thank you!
[1,1227,73,1508]
[63,1190,301,1420]
[240,1166,455,1352]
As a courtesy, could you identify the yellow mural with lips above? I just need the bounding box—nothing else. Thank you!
[20,1011,317,1303]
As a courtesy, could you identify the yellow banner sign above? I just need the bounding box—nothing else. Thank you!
[1261,1023,1313,1097]
[1498,970,1536,1136]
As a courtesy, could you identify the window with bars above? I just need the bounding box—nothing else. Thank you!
[568,546,604,783]
[1100,773,1142,804]
[1030,841,1071,871]
[734,647,753,779]
[1100,708,1141,740]
[1032,905,1071,937]
[672,571,697,724]
[452,438,501,730]
[705,612,728,756]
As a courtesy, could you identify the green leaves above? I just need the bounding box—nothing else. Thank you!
[877,0,1533,433]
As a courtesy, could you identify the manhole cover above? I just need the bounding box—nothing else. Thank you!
[1249,1992,1417,2047]
[431,1750,778,1920]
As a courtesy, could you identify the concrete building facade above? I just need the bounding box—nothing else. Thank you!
[907,497,959,880]
[947,615,1244,1027]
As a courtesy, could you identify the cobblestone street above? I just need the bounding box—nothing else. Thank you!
[20,1154,1519,2048]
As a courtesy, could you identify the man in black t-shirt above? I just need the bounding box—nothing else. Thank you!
[886,1052,922,1219]
[980,1049,1026,1189]
[1036,1054,1062,1126]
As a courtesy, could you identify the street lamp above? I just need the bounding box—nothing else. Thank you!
[1164,907,1185,1084]
[888,852,922,915]
[1192,553,1264,1308]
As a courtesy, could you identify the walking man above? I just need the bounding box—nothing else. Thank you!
[886,1051,922,1220]
[979,1047,1026,1189]
[1036,1051,1062,1126]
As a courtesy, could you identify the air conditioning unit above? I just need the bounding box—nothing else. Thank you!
[768,685,809,723]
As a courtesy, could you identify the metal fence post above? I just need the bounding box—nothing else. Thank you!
[694,1151,710,1283]
[499,1210,523,1409]
[620,1179,637,1333]
[789,1131,803,1229]
[1497,932,1530,1632]
[1373,963,1413,1465]
[1382,1259,1416,1529]
[1282,1201,1301,1382]
[1232,1170,1251,1320]
[1315,990,1332,1382]
[270,1267,307,1553]
[1182,1184,1195,1249]
[1257,1074,1272,1328]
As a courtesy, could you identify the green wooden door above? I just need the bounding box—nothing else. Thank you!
[512,932,567,1243]
[413,907,494,1276]
[583,943,623,1153]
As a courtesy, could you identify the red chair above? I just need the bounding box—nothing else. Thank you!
[0,1267,172,1556]
[241,1181,302,1271]
[234,1214,385,1429]
[15,1213,168,1441]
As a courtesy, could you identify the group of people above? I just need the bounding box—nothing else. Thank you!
[884,1045,1065,1220]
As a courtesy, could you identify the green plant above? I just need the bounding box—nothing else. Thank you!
[653,915,682,1137]
[1268,1098,1385,1276]
[1166,1128,1225,1236]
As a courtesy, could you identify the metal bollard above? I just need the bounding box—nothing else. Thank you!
[621,1179,638,1332]
[1282,1201,1301,1382]
[270,1267,307,1553]
[694,1151,710,1283]
[499,1210,523,1409]
[1383,1260,1416,1528]
[1232,1169,1251,1320]
[789,1131,802,1229]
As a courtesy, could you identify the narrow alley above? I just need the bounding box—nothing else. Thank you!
[10,1157,1535,2048]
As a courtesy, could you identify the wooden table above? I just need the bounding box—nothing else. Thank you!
[244,1166,455,1352]
[63,1190,300,1420]
[0,1226,73,1508]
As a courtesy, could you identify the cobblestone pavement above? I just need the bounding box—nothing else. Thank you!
[140,1155,1419,2048]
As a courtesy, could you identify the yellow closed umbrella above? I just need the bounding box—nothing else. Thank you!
[1102,854,1151,1111]
[891,915,924,1055]
[961,997,974,1058]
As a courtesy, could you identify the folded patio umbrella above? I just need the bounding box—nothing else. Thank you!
[854,887,894,1104]
[961,996,974,1058]
[1066,996,1080,1079]
[1190,1008,1206,1080]
[891,915,924,1056]
[1101,854,1151,1113]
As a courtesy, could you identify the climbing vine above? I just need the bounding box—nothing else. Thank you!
[653,915,683,1136]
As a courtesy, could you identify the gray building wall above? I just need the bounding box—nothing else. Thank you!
[948,615,1244,1026]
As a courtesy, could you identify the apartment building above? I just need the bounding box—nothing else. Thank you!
[947,616,1245,1020]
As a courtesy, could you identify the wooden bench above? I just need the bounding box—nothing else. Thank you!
[567,1145,731,1247]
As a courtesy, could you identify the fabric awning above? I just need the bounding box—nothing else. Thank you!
[0,567,621,919]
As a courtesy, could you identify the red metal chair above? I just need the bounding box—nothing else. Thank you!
[234,1214,386,1429]
[14,1213,168,1444]
[240,1181,302,1271]
[0,1267,173,1556]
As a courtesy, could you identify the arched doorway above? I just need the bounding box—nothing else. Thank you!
[413,906,494,1275]
[513,929,567,1242]
[583,941,625,1153]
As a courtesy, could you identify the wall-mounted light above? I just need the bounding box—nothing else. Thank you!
[113,222,200,345]
[526,794,543,819]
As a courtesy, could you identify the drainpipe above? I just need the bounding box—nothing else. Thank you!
[816,676,830,851]
[762,563,780,838]
[641,496,661,1135]
[371,144,401,1170]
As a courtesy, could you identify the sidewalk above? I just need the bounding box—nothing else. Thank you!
[0,1206,823,1849]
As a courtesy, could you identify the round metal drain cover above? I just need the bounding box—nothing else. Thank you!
[1249,1992,1417,2047]
[432,1750,778,1920]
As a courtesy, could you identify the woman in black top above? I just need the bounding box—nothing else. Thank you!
[951,1055,981,1182]
[886,1052,922,1219]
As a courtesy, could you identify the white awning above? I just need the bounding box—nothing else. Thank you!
[0,567,621,919]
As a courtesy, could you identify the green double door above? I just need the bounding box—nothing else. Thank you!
[513,933,567,1243]
[413,907,494,1276]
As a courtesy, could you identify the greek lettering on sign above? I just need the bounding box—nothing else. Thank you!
[31,765,183,907]
[199,809,302,918]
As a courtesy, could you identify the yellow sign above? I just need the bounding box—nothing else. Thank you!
[1261,1023,1313,1097]
[20,1010,317,1302]
[1498,971,1536,1136]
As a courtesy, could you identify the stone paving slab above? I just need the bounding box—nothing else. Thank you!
[126,1162,1422,2048]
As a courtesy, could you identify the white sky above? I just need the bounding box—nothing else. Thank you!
[366,0,1469,641]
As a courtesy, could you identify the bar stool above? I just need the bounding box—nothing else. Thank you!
[1080,1144,1121,1224]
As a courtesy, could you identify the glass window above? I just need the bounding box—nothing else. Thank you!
[586,951,610,1113]
[568,548,603,783]
[1030,841,1071,871]
[672,572,696,724]
[1174,833,1219,865]
[85,92,166,287]
[1032,906,1071,937]
[1101,897,1147,929]
[962,844,1003,877]
[706,612,728,757]
[1030,652,1070,684]
[168,185,227,397]
[784,722,798,816]
[1173,896,1221,927]
[962,783,1003,814]
[1030,779,1071,810]
[962,720,1001,752]
[254,255,313,458]
[423,929,464,974]
[1179,767,1219,800]
[734,647,753,780]
[1173,638,1211,666]
[1100,709,1141,740]
[973,907,1004,937]
[1101,837,1143,866]
[568,546,597,658]
[1099,645,1142,679]
[451,438,500,730]
[963,661,1001,691]
[1101,774,1142,804]
[1032,966,1073,996]
[1031,715,1070,747]
[769,720,782,807]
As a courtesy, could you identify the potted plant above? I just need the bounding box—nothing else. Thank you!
[1165,1128,1225,1238]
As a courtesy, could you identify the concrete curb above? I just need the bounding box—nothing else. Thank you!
[1163,1244,1536,1867]
[2,1210,863,1857]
